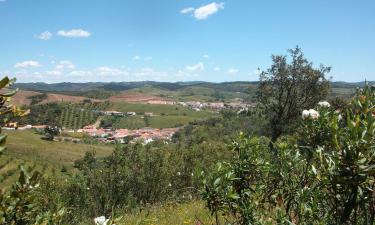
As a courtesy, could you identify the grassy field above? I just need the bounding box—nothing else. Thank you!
[0,130,113,190]
[122,85,249,103]
[116,201,218,225]
[106,102,215,129]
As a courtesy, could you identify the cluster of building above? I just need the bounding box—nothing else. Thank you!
[77,126,179,144]
[176,101,253,111]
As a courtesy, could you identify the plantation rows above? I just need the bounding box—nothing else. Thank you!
[59,105,99,130]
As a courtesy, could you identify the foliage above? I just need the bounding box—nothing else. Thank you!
[27,93,48,105]
[203,83,375,224]
[0,166,65,224]
[42,126,60,141]
[257,47,331,141]
[11,102,65,127]
[33,111,258,223]
[0,76,65,224]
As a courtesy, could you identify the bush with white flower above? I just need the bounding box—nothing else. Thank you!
[94,216,110,225]
[203,83,375,224]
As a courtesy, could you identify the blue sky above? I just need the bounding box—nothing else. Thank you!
[0,0,374,83]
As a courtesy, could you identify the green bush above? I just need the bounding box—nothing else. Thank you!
[202,84,375,224]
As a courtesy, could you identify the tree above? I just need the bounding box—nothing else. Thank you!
[257,47,330,142]
[42,126,60,141]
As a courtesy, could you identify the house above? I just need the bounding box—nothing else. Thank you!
[147,100,175,105]
[104,111,125,116]
[126,112,137,116]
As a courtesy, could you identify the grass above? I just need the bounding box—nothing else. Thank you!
[0,130,113,189]
[108,102,204,115]
[106,102,215,129]
[117,201,218,225]
[127,85,248,102]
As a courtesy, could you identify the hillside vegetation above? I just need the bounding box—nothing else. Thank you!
[12,80,371,106]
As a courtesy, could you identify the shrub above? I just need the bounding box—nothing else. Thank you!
[202,83,375,224]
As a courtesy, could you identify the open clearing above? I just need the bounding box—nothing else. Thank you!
[108,91,167,103]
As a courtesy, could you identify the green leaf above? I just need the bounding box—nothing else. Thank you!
[214,177,221,187]
[0,77,9,89]
[0,89,18,97]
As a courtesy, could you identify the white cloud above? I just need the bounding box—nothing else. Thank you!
[96,67,124,75]
[181,2,224,20]
[213,67,221,71]
[0,0,6,2]
[14,60,41,69]
[194,2,224,20]
[203,54,209,59]
[180,7,194,14]
[228,68,239,74]
[55,60,75,70]
[36,31,52,40]
[57,29,91,38]
[133,55,140,60]
[186,62,204,72]
[144,56,153,61]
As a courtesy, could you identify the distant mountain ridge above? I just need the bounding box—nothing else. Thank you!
[14,81,371,93]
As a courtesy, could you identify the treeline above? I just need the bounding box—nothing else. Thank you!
[10,101,111,128]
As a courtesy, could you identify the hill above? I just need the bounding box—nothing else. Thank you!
[0,130,113,190]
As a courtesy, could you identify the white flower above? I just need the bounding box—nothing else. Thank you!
[168,183,172,187]
[309,109,320,120]
[94,216,109,225]
[338,114,342,121]
[191,173,194,177]
[318,101,330,108]
[177,172,181,176]
[302,110,310,120]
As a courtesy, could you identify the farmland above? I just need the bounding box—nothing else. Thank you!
[0,130,113,190]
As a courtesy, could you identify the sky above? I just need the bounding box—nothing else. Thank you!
[0,0,374,83]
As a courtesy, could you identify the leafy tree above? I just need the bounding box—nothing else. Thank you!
[144,115,151,127]
[257,47,330,142]
[42,126,60,141]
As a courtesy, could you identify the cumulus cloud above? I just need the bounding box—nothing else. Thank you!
[133,55,140,60]
[195,2,224,20]
[228,68,239,74]
[57,29,91,38]
[180,7,194,14]
[202,54,210,59]
[186,62,204,72]
[14,60,41,69]
[36,31,52,40]
[181,2,224,20]
[55,60,75,70]
[213,67,221,71]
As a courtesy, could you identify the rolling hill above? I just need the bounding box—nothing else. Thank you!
[10,81,373,106]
